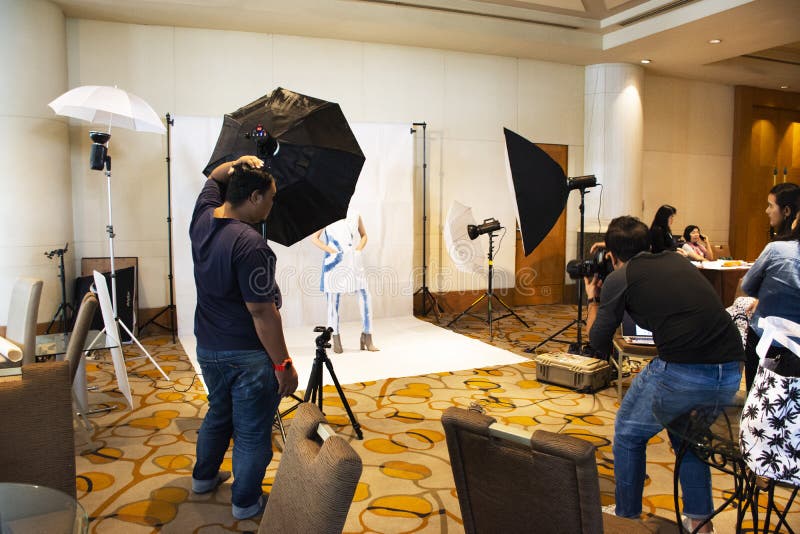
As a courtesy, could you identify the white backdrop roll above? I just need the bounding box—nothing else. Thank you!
[171,118,414,336]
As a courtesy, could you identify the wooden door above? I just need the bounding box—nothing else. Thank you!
[512,144,567,305]
[778,109,800,184]
[744,106,781,260]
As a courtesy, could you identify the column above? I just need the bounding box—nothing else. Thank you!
[582,63,644,233]
[0,0,71,328]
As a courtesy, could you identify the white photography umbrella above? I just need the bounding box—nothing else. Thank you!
[48,85,170,394]
[48,85,165,134]
[444,200,483,274]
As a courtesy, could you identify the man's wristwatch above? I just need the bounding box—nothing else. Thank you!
[587,296,601,304]
[274,358,293,372]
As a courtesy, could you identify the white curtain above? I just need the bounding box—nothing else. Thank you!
[171,118,414,336]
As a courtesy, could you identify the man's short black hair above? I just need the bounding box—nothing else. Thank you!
[225,163,275,207]
[605,216,651,262]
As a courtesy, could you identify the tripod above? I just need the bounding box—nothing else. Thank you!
[45,243,75,334]
[301,326,363,439]
[138,113,176,342]
[526,186,591,353]
[448,231,528,341]
[88,145,170,381]
[411,122,443,322]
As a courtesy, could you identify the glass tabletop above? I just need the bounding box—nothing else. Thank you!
[0,482,87,533]
[35,330,117,358]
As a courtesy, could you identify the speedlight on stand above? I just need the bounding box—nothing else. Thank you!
[448,230,529,341]
[526,183,592,353]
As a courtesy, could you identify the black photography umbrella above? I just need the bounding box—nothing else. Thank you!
[503,127,568,256]
[204,88,365,246]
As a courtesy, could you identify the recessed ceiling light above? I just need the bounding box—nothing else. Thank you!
[640,59,652,64]
[780,85,790,89]
[708,39,722,44]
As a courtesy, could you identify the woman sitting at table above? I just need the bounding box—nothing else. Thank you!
[741,191,800,390]
[649,204,686,255]
[681,225,715,261]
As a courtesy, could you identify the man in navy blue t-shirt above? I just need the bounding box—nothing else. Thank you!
[190,154,298,520]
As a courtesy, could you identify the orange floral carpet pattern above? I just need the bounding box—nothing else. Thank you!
[74,306,798,533]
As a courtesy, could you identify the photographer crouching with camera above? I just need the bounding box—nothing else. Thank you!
[584,216,744,533]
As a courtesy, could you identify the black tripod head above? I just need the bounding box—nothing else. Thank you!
[44,242,69,259]
[314,326,334,349]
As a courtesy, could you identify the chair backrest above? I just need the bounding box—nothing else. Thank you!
[260,402,363,534]
[442,406,606,534]
[5,278,43,365]
[65,293,99,383]
[0,361,76,497]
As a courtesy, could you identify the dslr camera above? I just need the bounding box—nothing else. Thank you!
[566,247,613,281]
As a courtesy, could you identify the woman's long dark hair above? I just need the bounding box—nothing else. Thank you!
[770,182,800,239]
[775,192,800,243]
[651,205,677,234]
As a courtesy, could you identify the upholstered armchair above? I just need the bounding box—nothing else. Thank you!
[442,406,676,534]
[260,402,363,534]
[0,360,76,498]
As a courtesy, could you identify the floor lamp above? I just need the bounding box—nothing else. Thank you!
[138,113,176,343]
[411,122,443,322]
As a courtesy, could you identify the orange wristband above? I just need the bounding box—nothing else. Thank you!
[273,357,293,372]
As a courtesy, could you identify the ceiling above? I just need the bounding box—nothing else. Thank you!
[51,0,800,90]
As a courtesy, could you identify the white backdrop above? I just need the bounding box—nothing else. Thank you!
[171,118,414,337]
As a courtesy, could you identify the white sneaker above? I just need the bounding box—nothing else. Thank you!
[681,514,716,534]
[601,504,616,515]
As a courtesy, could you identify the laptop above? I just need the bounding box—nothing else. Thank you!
[621,312,655,346]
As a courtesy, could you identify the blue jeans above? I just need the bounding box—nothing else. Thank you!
[612,358,741,519]
[193,348,280,509]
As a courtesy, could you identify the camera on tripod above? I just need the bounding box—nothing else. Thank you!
[566,247,613,281]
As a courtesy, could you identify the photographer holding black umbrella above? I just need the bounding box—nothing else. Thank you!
[190,154,298,520]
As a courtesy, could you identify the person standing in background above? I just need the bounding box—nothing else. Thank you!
[741,189,800,390]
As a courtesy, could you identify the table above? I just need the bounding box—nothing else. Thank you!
[36,330,119,416]
[0,482,87,533]
[696,262,751,307]
[35,330,115,361]
[654,391,799,533]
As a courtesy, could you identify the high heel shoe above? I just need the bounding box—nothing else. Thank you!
[332,334,343,354]
[360,332,379,351]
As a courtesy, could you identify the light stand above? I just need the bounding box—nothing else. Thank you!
[138,113,176,342]
[44,243,75,334]
[448,229,529,341]
[88,132,170,381]
[526,185,591,353]
[282,327,363,440]
[411,122,443,322]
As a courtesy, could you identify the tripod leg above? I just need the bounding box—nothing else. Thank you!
[46,303,65,334]
[491,294,529,328]
[303,357,324,412]
[447,293,488,328]
[321,357,363,440]
[117,320,170,381]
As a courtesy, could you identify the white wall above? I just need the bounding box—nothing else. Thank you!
[64,19,587,305]
[642,75,734,245]
[0,0,70,325]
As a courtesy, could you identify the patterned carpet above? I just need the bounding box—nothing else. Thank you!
[73,305,799,533]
